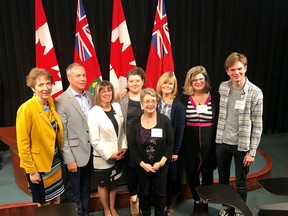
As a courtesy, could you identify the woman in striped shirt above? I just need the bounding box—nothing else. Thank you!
[179,66,218,215]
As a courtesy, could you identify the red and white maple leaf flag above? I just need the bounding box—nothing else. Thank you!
[145,0,174,89]
[74,0,102,94]
[35,0,63,98]
[110,0,136,95]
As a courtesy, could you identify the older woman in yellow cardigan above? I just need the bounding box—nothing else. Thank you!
[16,68,64,206]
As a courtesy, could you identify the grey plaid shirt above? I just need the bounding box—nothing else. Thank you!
[215,78,263,157]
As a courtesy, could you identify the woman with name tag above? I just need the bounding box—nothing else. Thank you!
[128,88,174,216]
[88,80,127,216]
[180,66,218,215]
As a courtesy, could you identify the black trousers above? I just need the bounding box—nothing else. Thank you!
[126,165,138,196]
[66,159,92,216]
[136,164,169,216]
[166,160,181,199]
[216,144,249,202]
[187,163,214,201]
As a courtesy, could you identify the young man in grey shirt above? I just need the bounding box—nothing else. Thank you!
[216,52,263,216]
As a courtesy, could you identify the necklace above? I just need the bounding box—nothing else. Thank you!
[142,115,156,124]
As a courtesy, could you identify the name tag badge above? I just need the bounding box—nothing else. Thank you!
[235,100,245,110]
[151,128,163,138]
[197,105,208,114]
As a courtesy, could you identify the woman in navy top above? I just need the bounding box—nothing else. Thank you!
[156,72,186,215]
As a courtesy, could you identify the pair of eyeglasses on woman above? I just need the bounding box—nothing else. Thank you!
[191,77,205,83]
[142,100,157,105]
[100,89,113,94]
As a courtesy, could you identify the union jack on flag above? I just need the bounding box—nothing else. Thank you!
[145,0,174,89]
[74,0,102,93]
[75,6,92,63]
[75,24,93,62]
[151,1,170,59]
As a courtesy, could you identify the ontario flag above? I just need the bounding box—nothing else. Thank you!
[145,0,174,89]
[74,0,102,94]
[110,0,136,95]
[35,0,63,98]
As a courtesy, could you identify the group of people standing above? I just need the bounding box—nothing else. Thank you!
[16,51,263,216]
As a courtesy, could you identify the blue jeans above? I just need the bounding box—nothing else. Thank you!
[216,144,249,202]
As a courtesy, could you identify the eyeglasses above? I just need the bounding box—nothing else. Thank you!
[100,89,112,94]
[192,77,205,83]
[142,100,157,105]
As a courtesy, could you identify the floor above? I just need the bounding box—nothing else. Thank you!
[1,133,288,215]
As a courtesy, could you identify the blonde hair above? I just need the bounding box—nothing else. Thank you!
[156,72,178,99]
[182,66,211,95]
[26,67,53,88]
[93,80,115,106]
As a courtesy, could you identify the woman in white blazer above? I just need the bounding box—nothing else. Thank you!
[88,80,127,216]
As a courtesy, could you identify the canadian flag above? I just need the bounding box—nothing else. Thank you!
[74,0,102,94]
[109,0,136,95]
[145,0,174,89]
[35,0,63,98]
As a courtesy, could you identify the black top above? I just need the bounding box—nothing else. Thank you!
[105,108,118,137]
[128,112,174,166]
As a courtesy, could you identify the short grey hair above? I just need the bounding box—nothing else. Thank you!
[66,63,84,77]
[140,88,157,101]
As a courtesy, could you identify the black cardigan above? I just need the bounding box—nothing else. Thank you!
[128,112,174,166]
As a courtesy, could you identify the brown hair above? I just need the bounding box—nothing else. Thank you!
[26,67,53,88]
[93,80,115,106]
[126,67,146,87]
[224,52,248,70]
[182,66,211,95]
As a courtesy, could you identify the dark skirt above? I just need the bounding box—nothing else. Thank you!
[93,165,122,186]
[26,147,64,204]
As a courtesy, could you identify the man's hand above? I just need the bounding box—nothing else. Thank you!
[171,154,178,162]
[243,154,255,167]
[67,161,78,173]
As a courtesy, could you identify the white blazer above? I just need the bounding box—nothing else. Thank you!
[88,102,127,169]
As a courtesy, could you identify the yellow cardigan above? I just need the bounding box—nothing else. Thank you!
[16,96,64,173]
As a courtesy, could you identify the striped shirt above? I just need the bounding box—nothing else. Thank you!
[215,78,263,156]
[186,96,213,126]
